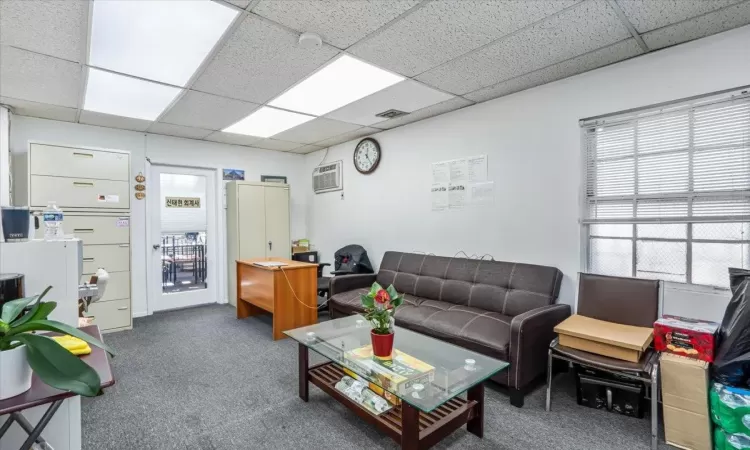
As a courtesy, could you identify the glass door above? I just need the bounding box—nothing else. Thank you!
[149,165,217,311]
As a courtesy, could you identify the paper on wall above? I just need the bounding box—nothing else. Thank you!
[431,184,448,211]
[469,181,494,205]
[467,155,487,182]
[431,162,450,184]
[448,182,467,208]
[449,159,469,182]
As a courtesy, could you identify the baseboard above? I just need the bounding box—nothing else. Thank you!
[132,311,149,318]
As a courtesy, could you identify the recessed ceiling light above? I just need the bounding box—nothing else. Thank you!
[83,68,182,121]
[223,107,315,138]
[269,55,404,116]
[89,0,237,86]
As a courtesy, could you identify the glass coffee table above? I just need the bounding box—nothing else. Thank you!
[286,315,509,450]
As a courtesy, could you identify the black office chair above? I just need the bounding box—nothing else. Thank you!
[291,251,331,303]
[293,245,374,306]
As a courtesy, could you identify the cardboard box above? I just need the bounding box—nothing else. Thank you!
[654,315,719,362]
[554,315,653,363]
[661,353,711,450]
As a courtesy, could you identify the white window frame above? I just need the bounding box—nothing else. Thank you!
[580,87,750,289]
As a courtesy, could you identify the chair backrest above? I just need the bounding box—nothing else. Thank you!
[376,251,563,316]
[577,273,659,328]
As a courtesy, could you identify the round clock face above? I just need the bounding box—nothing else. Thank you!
[354,138,381,174]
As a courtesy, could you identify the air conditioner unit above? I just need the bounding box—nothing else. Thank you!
[313,160,343,194]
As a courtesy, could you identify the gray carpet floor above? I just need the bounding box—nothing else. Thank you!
[82,304,675,449]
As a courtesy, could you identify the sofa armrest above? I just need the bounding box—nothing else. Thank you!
[329,273,377,297]
[508,304,571,390]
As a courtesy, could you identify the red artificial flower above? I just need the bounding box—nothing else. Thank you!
[374,289,390,305]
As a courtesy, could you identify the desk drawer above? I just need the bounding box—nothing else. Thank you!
[82,270,130,302]
[61,215,130,245]
[88,299,131,331]
[82,245,130,274]
[30,144,129,181]
[31,175,130,209]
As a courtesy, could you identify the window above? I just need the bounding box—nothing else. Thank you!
[582,90,750,289]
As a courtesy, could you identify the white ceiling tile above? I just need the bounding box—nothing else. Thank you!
[252,139,304,151]
[149,123,213,140]
[314,127,381,148]
[373,97,473,130]
[252,0,420,48]
[324,80,454,126]
[415,0,631,95]
[0,96,78,122]
[79,110,152,132]
[465,38,643,102]
[0,46,81,107]
[273,118,362,144]
[615,0,742,33]
[349,0,578,77]
[0,0,88,62]
[160,91,260,130]
[290,144,325,154]
[642,1,750,50]
[192,15,339,103]
[204,131,262,146]
[228,0,252,8]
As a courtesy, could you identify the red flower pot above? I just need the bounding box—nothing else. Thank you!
[371,330,394,358]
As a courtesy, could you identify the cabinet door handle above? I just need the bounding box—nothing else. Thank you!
[74,228,95,233]
[73,181,94,187]
[83,257,95,262]
[268,241,272,251]
[119,244,129,248]
[117,307,128,311]
[72,152,94,158]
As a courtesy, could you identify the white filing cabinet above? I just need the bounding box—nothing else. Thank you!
[226,181,290,306]
[14,143,132,332]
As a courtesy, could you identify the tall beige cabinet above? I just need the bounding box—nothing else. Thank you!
[226,181,290,306]
[13,143,132,332]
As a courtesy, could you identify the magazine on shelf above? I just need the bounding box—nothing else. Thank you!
[344,344,435,395]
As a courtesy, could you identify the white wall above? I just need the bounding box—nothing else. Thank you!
[9,117,307,316]
[305,25,750,307]
[0,107,9,207]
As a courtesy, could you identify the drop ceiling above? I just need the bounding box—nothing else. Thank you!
[1,0,749,154]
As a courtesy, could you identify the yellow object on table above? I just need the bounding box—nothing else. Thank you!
[51,335,91,356]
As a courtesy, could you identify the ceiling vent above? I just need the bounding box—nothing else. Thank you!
[375,109,408,119]
[312,160,343,194]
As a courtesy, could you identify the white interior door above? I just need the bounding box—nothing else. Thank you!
[148,164,218,311]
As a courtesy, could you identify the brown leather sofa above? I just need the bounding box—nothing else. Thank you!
[328,251,569,407]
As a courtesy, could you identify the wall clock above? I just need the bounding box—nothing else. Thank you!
[353,138,381,174]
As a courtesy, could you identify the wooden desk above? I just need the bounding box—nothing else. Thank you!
[236,257,318,340]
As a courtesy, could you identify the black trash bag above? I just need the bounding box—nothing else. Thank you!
[713,268,750,387]
[333,245,374,275]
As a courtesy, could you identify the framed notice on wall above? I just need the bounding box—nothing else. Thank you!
[165,197,201,208]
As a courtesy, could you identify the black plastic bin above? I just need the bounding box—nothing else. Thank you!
[575,365,646,418]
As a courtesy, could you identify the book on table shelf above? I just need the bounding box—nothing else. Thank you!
[343,344,435,396]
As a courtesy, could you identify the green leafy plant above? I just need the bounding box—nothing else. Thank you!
[360,282,403,335]
[0,286,115,397]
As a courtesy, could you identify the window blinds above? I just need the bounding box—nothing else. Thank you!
[583,92,750,224]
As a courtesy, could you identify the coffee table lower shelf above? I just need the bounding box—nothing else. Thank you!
[303,358,484,450]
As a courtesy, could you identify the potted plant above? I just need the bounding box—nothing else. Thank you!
[361,282,403,358]
[0,286,115,400]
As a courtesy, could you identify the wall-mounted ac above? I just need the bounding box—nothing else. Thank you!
[313,160,343,194]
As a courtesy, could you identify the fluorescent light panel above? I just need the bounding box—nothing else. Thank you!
[83,68,182,120]
[269,55,404,116]
[223,107,314,138]
[89,0,238,86]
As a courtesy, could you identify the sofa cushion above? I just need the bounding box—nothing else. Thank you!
[396,300,511,360]
[376,251,562,316]
[328,287,369,314]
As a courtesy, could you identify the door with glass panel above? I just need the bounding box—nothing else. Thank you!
[149,165,217,311]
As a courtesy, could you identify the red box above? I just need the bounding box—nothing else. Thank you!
[654,315,719,362]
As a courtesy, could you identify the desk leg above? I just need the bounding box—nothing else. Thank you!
[236,299,263,319]
[467,383,485,438]
[299,343,309,402]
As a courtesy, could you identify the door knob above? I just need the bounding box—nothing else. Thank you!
[153,244,161,250]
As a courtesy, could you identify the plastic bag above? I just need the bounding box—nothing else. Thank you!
[714,269,750,387]
[711,383,750,434]
[715,428,750,450]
